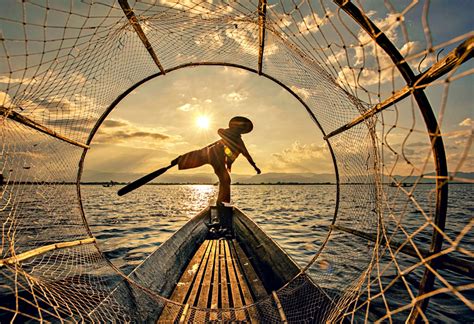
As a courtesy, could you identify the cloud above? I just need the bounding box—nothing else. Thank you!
[46,116,96,133]
[276,15,293,29]
[273,146,325,162]
[194,31,225,50]
[0,75,37,85]
[158,0,226,15]
[177,100,208,111]
[446,150,474,172]
[0,71,86,88]
[102,119,129,128]
[101,130,169,141]
[224,22,260,56]
[447,129,471,140]
[224,91,248,103]
[0,91,13,108]
[270,141,333,172]
[1,90,100,138]
[297,12,333,35]
[176,97,214,112]
[0,70,96,137]
[225,20,279,57]
[177,103,195,111]
[290,85,311,100]
[218,66,251,79]
[353,13,400,66]
[94,118,172,145]
[325,49,347,66]
[405,141,430,148]
[30,95,75,113]
[16,91,102,118]
[83,143,174,175]
[336,40,429,88]
[459,118,472,127]
[333,12,435,90]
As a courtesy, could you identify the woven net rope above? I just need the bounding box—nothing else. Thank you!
[0,0,472,322]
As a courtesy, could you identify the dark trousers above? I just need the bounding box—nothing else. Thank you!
[177,142,230,204]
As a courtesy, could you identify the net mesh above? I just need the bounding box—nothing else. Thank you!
[1,0,472,322]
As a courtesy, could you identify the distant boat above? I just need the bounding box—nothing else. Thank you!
[102,181,116,187]
[389,182,413,187]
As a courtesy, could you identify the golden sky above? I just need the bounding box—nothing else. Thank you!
[84,66,335,177]
[83,60,473,179]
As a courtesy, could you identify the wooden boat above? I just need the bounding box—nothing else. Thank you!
[389,182,413,187]
[109,206,333,323]
[102,181,116,187]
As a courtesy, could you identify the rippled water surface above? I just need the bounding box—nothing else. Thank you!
[81,184,472,322]
[82,184,337,273]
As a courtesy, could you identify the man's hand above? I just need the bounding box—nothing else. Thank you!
[255,167,261,174]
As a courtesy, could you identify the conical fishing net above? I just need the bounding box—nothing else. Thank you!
[1,0,472,322]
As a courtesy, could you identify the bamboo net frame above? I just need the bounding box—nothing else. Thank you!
[0,0,472,322]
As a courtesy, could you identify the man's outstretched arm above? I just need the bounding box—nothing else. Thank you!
[240,141,261,174]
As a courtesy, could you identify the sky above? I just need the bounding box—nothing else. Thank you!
[80,0,473,180]
[83,66,334,177]
[0,0,471,181]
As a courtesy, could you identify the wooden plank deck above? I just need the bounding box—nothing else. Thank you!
[158,239,266,323]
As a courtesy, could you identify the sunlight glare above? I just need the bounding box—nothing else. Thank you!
[196,115,210,129]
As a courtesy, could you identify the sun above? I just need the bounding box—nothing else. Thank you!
[196,115,210,129]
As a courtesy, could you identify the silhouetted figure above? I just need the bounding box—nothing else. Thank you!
[171,116,261,204]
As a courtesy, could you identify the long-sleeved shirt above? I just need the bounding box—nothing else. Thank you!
[217,128,255,170]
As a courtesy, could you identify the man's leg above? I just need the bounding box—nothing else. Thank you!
[208,143,231,204]
[173,148,208,170]
[215,167,231,204]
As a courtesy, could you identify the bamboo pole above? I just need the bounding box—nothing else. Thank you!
[323,37,473,140]
[178,303,190,323]
[118,0,166,74]
[1,106,89,149]
[333,1,449,320]
[0,237,96,267]
[258,0,268,75]
[272,291,288,323]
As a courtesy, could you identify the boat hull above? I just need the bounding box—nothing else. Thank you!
[92,206,334,323]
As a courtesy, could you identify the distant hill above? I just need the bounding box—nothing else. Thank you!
[81,169,473,184]
[81,170,336,184]
[82,170,215,184]
[234,172,336,184]
[385,172,474,184]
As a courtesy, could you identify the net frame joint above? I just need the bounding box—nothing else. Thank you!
[0,237,96,267]
[118,0,166,74]
[258,0,268,75]
[1,106,90,149]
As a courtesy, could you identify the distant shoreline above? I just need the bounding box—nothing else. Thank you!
[1,181,472,185]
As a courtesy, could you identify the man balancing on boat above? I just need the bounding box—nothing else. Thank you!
[118,116,261,205]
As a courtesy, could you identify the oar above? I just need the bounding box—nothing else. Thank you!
[117,164,174,196]
[118,141,219,196]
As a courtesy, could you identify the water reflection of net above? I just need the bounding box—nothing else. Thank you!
[0,0,472,322]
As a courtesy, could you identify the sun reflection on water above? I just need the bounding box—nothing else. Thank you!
[189,184,217,206]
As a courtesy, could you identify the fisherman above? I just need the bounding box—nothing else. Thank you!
[170,116,261,205]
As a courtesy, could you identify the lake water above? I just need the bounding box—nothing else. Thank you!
[82,184,336,273]
[81,184,473,322]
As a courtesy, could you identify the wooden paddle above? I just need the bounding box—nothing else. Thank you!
[118,141,220,196]
[117,164,174,196]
